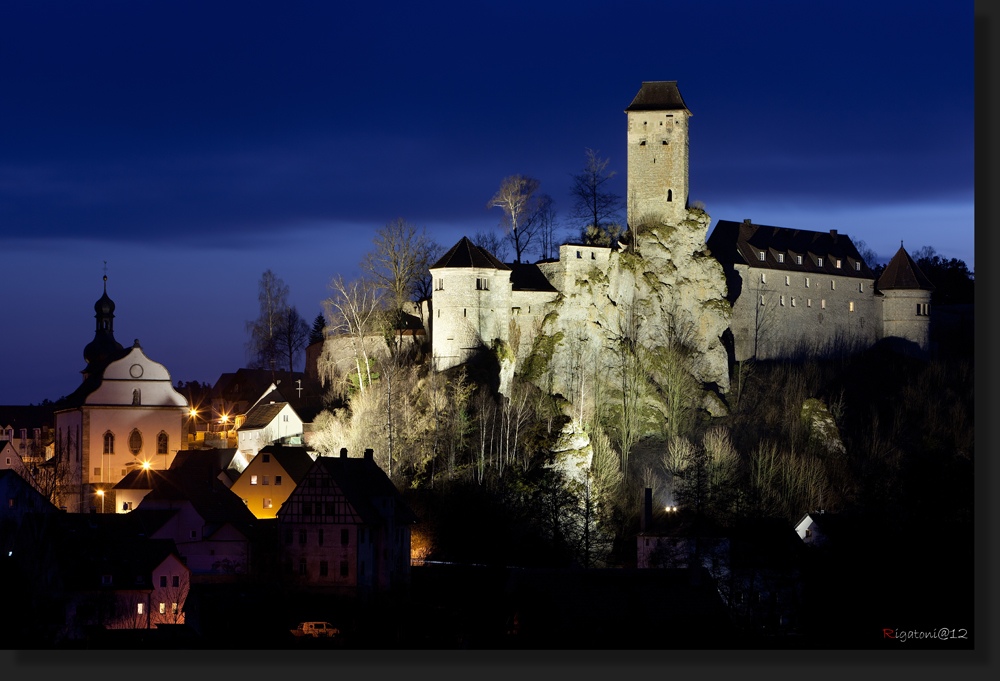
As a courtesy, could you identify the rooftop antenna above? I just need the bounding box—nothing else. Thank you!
[296,379,303,398]
[103,261,108,290]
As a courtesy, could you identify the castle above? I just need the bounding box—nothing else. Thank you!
[428,82,934,384]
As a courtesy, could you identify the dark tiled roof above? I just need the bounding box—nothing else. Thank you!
[508,263,558,292]
[707,220,875,279]
[876,246,936,291]
[624,81,691,113]
[238,401,289,431]
[431,237,510,270]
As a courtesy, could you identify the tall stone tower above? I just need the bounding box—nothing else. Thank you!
[625,81,691,227]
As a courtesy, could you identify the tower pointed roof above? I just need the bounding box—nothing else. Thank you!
[876,245,935,291]
[431,236,510,270]
[625,81,691,114]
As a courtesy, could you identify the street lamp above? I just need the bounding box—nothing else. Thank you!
[97,489,105,514]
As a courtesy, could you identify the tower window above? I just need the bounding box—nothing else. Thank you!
[639,140,646,146]
[761,273,766,283]
[591,252,596,259]
[759,295,765,306]
[791,297,796,307]
[435,278,443,290]
[780,295,785,306]
[662,140,668,145]
[859,282,864,292]
[831,281,836,290]
[476,277,489,290]
[463,309,466,317]
[805,277,810,288]
[785,276,790,286]
[667,190,672,202]
[577,251,582,259]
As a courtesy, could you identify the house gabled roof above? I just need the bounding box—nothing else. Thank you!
[707,220,875,279]
[256,445,315,484]
[624,81,691,114]
[238,401,291,431]
[876,246,936,291]
[431,237,510,271]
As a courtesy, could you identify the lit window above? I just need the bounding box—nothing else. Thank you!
[821,300,826,309]
[849,301,855,312]
[172,603,178,615]
[836,259,842,268]
[159,602,166,615]
[777,254,784,263]
[263,498,272,509]
[758,251,766,261]
[817,257,823,267]
[137,603,144,615]
[250,475,257,485]
[855,261,861,271]
[796,255,803,265]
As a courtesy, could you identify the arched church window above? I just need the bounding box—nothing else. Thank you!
[157,432,168,455]
[103,432,114,455]
[128,429,143,456]
[132,389,141,406]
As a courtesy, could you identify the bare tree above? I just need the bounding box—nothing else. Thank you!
[362,218,439,314]
[275,305,310,372]
[570,148,623,246]
[245,270,290,371]
[536,196,559,260]
[322,276,383,395]
[487,175,551,263]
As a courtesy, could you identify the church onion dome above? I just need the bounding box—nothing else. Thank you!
[876,246,936,291]
[432,236,510,270]
[83,275,124,369]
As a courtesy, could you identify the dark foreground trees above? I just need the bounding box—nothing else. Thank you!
[245,270,310,371]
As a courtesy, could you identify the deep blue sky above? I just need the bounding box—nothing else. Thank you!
[0,1,973,405]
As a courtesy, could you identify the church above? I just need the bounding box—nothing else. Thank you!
[427,81,936,378]
[52,276,189,512]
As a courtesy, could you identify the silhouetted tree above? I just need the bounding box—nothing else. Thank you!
[309,312,327,346]
[570,148,623,246]
[276,305,310,372]
[362,218,439,313]
[245,270,290,371]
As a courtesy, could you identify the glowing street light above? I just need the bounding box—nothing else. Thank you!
[97,489,105,514]
[142,461,151,470]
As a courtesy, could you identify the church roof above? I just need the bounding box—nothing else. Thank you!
[707,220,875,279]
[876,246,935,291]
[624,81,691,114]
[431,237,510,270]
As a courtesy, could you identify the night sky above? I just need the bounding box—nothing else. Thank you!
[0,1,973,406]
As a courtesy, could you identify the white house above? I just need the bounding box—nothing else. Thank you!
[235,384,304,462]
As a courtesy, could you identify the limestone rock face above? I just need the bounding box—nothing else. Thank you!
[801,398,846,455]
[527,208,732,405]
[544,419,593,487]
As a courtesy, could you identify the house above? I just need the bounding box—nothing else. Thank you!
[277,447,418,600]
[229,445,316,519]
[793,510,851,548]
[52,276,190,512]
[113,448,246,513]
[234,384,304,461]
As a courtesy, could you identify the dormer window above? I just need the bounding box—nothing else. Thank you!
[855,262,861,271]
[796,255,803,265]
[817,257,824,267]
[836,259,842,269]
[777,254,784,263]
[758,251,766,262]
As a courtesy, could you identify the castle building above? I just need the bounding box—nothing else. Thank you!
[707,220,934,361]
[428,81,936,379]
[53,277,189,512]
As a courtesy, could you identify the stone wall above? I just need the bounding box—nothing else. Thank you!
[881,289,932,355]
[729,265,881,361]
[627,109,689,226]
[430,266,513,371]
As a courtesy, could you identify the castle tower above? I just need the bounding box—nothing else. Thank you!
[625,81,692,227]
[429,237,512,371]
[876,245,935,357]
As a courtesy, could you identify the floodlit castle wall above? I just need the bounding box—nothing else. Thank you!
[881,289,932,354]
[730,264,879,361]
[627,109,690,226]
[430,266,512,371]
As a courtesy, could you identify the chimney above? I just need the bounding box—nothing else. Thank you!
[364,448,374,464]
[641,487,653,532]
[340,448,347,459]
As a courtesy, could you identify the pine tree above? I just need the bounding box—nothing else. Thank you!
[309,312,327,346]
